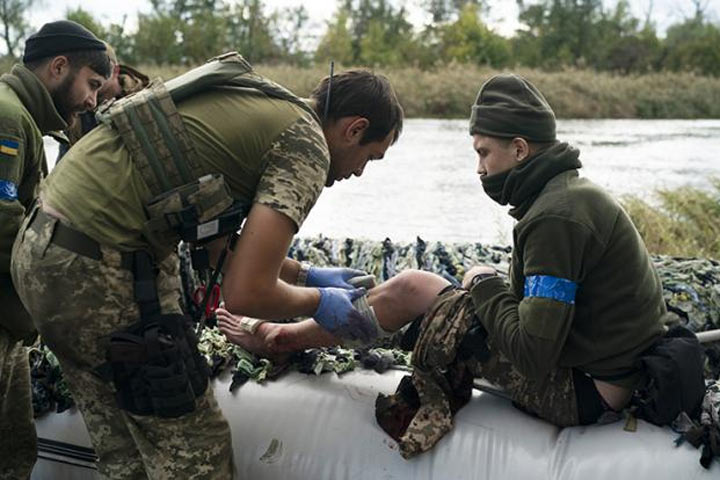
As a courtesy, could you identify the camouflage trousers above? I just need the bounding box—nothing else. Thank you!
[377,288,579,458]
[11,212,234,480]
[0,326,36,479]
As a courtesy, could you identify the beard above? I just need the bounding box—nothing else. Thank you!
[50,71,82,124]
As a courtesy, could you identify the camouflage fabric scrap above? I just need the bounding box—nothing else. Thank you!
[376,288,476,459]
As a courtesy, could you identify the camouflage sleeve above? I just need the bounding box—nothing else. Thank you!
[254,114,330,230]
[0,130,26,273]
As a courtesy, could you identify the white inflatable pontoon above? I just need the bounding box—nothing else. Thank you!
[32,369,718,479]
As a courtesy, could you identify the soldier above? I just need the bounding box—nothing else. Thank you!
[58,42,149,158]
[219,74,675,456]
[0,20,110,479]
[11,53,403,478]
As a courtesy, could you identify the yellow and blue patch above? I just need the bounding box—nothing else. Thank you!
[0,139,19,156]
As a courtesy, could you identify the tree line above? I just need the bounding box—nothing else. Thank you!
[1,0,719,76]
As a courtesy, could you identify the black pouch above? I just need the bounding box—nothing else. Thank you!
[634,325,705,425]
[102,314,209,418]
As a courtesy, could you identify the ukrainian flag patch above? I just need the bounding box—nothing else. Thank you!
[0,139,19,156]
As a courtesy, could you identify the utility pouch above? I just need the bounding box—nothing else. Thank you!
[103,313,209,418]
[634,325,705,426]
[143,174,236,245]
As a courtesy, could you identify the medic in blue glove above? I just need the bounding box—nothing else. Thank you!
[312,286,376,343]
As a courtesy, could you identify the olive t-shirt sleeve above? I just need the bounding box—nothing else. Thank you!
[470,216,596,381]
[254,115,329,230]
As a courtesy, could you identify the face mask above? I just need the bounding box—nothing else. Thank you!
[481,168,512,205]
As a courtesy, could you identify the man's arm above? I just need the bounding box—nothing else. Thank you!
[471,217,596,382]
[221,203,320,320]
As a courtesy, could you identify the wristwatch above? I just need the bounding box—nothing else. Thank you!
[469,272,498,288]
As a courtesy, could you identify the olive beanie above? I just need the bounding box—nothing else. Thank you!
[469,73,556,142]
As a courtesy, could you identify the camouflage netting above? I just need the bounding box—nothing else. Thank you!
[30,236,720,417]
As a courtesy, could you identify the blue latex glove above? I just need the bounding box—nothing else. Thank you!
[313,287,377,343]
[306,266,367,290]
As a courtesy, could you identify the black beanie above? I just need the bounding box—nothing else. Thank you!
[23,20,106,63]
[469,74,556,142]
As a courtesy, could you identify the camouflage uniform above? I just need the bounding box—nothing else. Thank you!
[0,64,67,478]
[12,212,233,479]
[377,288,578,459]
[12,57,329,478]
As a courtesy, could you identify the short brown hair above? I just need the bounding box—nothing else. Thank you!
[311,69,404,145]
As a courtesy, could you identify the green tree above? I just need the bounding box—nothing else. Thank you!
[439,3,510,67]
[271,5,310,65]
[315,8,354,65]
[592,0,661,73]
[226,0,279,63]
[0,0,34,58]
[515,0,604,68]
[664,18,720,76]
[422,0,485,23]
[104,17,136,64]
[134,12,182,64]
[65,7,106,39]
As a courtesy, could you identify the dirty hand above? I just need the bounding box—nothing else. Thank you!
[307,266,368,289]
[313,287,376,343]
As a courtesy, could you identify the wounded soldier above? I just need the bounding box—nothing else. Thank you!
[218,74,703,458]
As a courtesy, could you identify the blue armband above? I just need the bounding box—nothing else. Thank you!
[0,180,18,200]
[524,275,577,304]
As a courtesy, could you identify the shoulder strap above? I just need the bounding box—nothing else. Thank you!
[97,52,319,197]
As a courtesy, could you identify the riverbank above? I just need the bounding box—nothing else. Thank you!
[622,181,720,260]
[138,63,720,119]
[4,57,719,119]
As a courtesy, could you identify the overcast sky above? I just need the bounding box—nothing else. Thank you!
[25,0,720,40]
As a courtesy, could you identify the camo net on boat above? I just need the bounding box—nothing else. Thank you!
[30,236,720,417]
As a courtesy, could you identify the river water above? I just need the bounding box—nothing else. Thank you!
[44,118,720,245]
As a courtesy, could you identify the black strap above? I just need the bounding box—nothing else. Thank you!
[30,209,102,260]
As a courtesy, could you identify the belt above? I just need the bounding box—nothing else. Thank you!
[29,208,162,318]
[29,208,134,269]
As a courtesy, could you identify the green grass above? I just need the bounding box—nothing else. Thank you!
[5,54,718,119]
[157,63,720,119]
[622,180,720,259]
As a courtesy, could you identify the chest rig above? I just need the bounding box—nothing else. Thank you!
[93,52,319,418]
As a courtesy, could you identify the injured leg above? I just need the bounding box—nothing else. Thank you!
[217,269,451,354]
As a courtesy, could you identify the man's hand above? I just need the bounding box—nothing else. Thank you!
[313,287,376,343]
[306,266,367,289]
[462,265,498,289]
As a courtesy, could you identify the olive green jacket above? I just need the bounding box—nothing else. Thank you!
[0,64,66,340]
[471,142,666,388]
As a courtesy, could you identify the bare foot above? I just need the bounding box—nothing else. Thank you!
[216,308,288,361]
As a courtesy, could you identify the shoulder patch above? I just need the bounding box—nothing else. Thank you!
[0,179,18,200]
[524,275,578,304]
[0,138,19,156]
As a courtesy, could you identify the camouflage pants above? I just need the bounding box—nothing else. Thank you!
[0,326,36,480]
[11,212,234,479]
[431,289,580,428]
[473,339,579,427]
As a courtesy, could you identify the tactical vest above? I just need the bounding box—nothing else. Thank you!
[96,52,320,247]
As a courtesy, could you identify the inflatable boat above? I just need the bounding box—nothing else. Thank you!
[31,368,717,479]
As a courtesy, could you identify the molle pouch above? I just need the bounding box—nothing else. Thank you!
[100,314,209,418]
[143,361,197,418]
[103,332,154,416]
[143,174,234,246]
[159,314,209,397]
